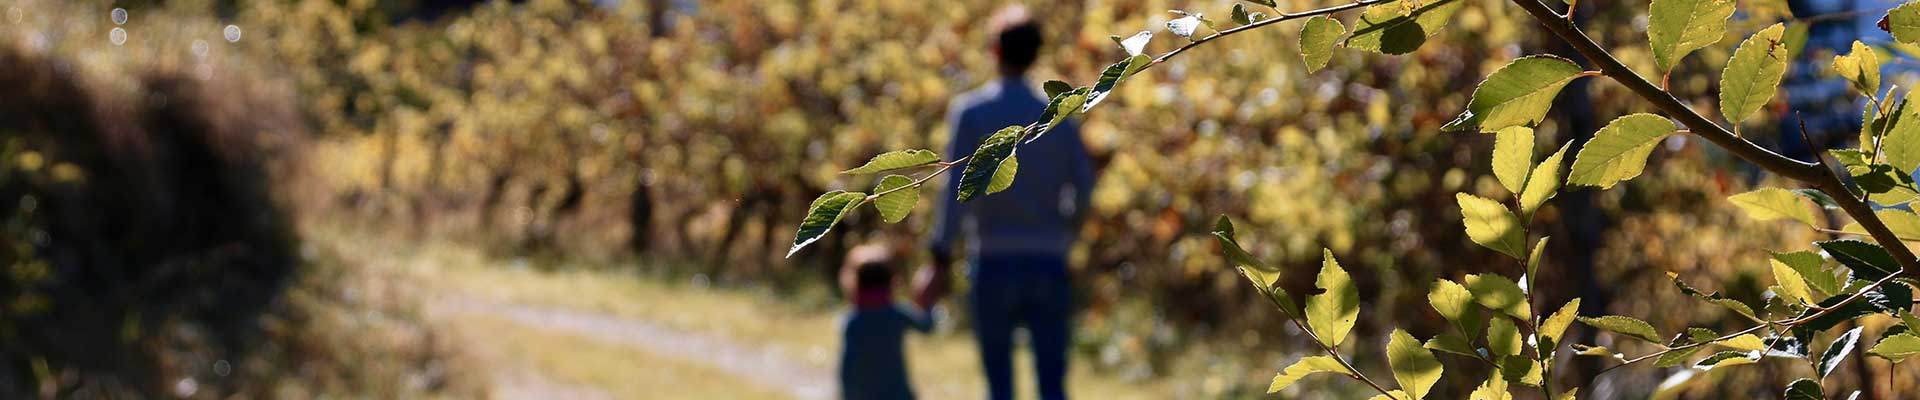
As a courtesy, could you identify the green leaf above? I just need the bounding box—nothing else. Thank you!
[1430,279,1483,336]
[1695,350,1759,371]
[1214,216,1300,316]
[1033,87,1090,141]
[1344,0,1463,55]
[1868,333,1920,362]
[1853,164,1920,205]
[1834,41,1882,97]
[1772,257,1815,304]
[1877,91,1920,172]
[1248,0,1277,7]
[1471,377,1512,400]
[1572,344,1622,358]
[1655,346,1705,368]
[1466,274,1532,321]
[986,155,1018,195]
[1817,239,1901,282]
[1785,22,1811,58]
[842,149,940,174]
[1366,390,1411,400]
[1306,249,1360,347]
[1568,113,1676,189]
[1501,357,1544,387]
[1526,236,1549,284]
[1773,250,1845,295]
[872,175,918,223]
[1299,16,1346,74]
[1043,80,1072,99]
[1717,334,1768,351]
[1426,334,1482,357]
[1647,0,1736,72]
[1520,143,1570,221]
[1488,317,1521,357]
[786,191,867,258]
[1083,55,1151,112]
[1887,2,1920,44]
[1442,56,1586,132]
[1267,355,1351,393]
[1115,31,1152,56]
[955,126,1022,202]
[1668,272,1761,320]
[1556,388,1580,400]
[1492,127,1535,194]
[1728,187,1819,226]
[1387,329,1443,400]
[1231,3,1252,25]
[1579,315,1662,343]
[1783,378,1824,400]
[1719,23,1788,125]
[1457,193,1526,259]
[1818,327,1863,378]
[1541,298,1582,344]
[1166,11,1207,40]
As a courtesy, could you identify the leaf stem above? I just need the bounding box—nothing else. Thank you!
[1259,293,1400,398]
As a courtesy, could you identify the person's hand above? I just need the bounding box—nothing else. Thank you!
[911,264,949,309]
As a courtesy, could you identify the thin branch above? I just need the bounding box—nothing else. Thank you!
[1595,272,1905,375]
[1507,0,1920,277]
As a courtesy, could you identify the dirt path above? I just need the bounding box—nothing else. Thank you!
[429,295,834,400]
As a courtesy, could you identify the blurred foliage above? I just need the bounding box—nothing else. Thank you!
[6,0,1919,397]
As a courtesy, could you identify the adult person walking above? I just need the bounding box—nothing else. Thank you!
[927,5,1095,400]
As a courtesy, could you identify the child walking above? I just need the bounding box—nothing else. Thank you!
[837,243,947,400]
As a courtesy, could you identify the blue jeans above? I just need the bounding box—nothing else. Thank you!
[969,254,1071,400]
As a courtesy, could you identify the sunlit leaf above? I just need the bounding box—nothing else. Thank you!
[1834,41,1882,97]
[1443,56,1585,132]
[1470,373,1512,400]
[1366,390,1410,400]
[1167,11,1204,39]
[1488,316,1521,357]
[1783,378,1824,400]
[1492,127,1534,194]
[1526,236,1548,286]
[1719,23,1788,125]
[1541,298,1581,344]
[1817,327,1863,378]
[1728,187,1819,226]
[1299,16,1346,73]
[1032,87,1090,141]
[787,191,866,257]
[1647,0,1735,72]
[1568,113,1676,189]
[872,175,918,223]
[955,127,1023,203]
[1579,315,1661,343]
[1307,249,1359,347]
[1520,144,1570,221]
[1695,350,1760,371]
[1426,334,1481,358]
[1430,279,1483,336]
[986,155,1018,195]
[1115,30,1152,56]
[1466,274,1531,321]
[1387,329,1443,400]
[1773,250,1845,295]
[1868,333,1920,362]
[1876,91,1920,172]
[1887,1,1920,44]
[1773,257,1815,305]
[842,149,939,174]
[1457,193,1526,259]
[1267,355,1351,393]
[1083,55,1151,112]
[1345,0,1463,55]
[1669,272,1760,320]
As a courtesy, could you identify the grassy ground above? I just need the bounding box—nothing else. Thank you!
[316,230,1199,399]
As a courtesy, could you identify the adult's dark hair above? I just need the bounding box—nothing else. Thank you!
[991,6,1042,74]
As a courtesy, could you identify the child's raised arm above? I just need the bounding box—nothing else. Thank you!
[910,263,949,310]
